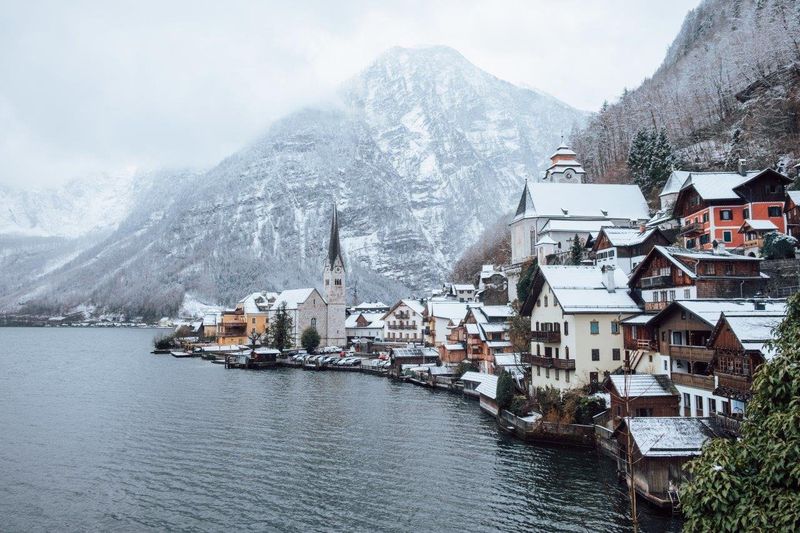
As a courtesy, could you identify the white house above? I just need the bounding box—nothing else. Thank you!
[382,299,426,343]
[345,312,385,342]
[521,265,641,391]
[426,300,470,346]
[591,226,670,275]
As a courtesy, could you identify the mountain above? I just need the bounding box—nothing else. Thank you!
[572,0,800,185]
[0,46,587,318]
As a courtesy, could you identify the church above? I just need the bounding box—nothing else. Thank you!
[505,142,650,301]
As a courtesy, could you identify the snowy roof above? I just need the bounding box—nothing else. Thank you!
[452,284,475,291]
[202,312,221,326]
[487,341,512,348]
[399,299,425,314]
[272,288,317,310]
[739,219,778,232]
[355,301,389,310]
[546,160,586,170]
[238,291,274,314]
[788,191,800,205]
[598,227,658,247]
[481,323,507,333]
[633,246,762,284]
[391,347,439,359]
[513,180,535,222]
[493,353,524,367]
[475,374,499,399]
[550,143,577,158]
[651,299,786,328]
[541,219,615,234]
[465,323,481,335]
[620,314,653,325]
[682,171,760,201]
[444,343,465,351]
[646,207,675,227]
[718,310,786,359]
[625,417,720,457]
[539,265,640,314]
[608,374,677,398]
[460,371,492,384]
[535,235,557,246]
[522,183,650,221]
[660,170,692,196]
[428,301,469,322]
[480,305,516,319]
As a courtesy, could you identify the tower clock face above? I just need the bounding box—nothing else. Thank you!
[334,266,342,274]
[564,169,574,180]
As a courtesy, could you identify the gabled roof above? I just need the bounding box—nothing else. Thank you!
[382,299,426,319]
[622,417,721,457]
[529,265,640,314]
[739,219,778,232]
[628,245,762,286]
[550,143,577,159]
[428,301,469,322]
[607,374,678,398]
[660,170,692,196]
[787,190,800,208]
[674,169,791,209]
[541,219,615,234]
[648,298,786,328]
[272,288,319,310]
[517,183,650,221]
[238,291,277,314]
[513,180,535,222]
[709,308,787,360]
[594,226,666,249]
[460,371,493,384]
[475,374,499,399]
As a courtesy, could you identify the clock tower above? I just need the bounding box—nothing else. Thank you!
[323,204,346,347]
[541,140,586,183]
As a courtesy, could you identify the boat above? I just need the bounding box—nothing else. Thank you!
[170,351,192,358]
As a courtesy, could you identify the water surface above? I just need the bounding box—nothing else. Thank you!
[0,328,682,532]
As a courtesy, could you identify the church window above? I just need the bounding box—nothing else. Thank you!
[325,279,329,286]
[311,318,316,329]
[334,279,342,286]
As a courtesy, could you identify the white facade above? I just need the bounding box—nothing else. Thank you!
[383,300,426,343]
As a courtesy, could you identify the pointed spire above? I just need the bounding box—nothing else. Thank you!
[514,179,534,220]
[327,203,344,270]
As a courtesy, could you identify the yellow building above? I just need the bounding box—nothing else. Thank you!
[217,292,275,346]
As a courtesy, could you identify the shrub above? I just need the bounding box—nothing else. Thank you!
[153,334,177,350]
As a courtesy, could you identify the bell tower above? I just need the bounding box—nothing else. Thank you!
[323,204,346,346]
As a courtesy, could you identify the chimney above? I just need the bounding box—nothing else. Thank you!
[711,240,725,255]
[602,264,616,293]
[738,158,747,177]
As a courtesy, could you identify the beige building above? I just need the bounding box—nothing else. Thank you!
[521,265,640,391]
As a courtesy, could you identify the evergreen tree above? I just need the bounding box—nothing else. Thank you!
[569,234,583,265]
[681,293,800,531]
[496,370,514,410]
[300,326,321,353]
[627,128,674,197]
[515,259,538,303]
[270,302,293,351]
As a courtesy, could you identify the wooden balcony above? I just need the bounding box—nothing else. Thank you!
[640,275,672,289]
[222,316,246,324]
[680,221,704,236]
[743,238,764,249]
[716,372,752,393]
[523,354,575,370]
[624,338,657,351]
[644,301,669,312]
[531,330,561,343]
[670,372,715,391]
[669,344,714,363]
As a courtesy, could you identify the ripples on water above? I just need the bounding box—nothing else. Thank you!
[0,328,682,532]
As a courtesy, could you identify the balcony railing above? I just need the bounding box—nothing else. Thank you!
[670,372,716,391]
[640,275,672,289]
[714,413,743,435]
[624,338,657,351]
[743,238,764,249]
[680,221,704,235]
[531,330,561,343]
[523,354,575,370]
[716,372,752,392]
[669,344,714,363]
[222,316,247,324]
[644,301,669,312]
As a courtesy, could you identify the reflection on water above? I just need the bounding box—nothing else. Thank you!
[0,328,682,532]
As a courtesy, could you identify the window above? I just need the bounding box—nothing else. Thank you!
[768,206,782,217]
[334,279,342,286]
[252,318,256,324]
[612,348,621,361]
[684,289,691,299]
[565,346,570,358]
[705,263,716,275]
[708,398,717,414]
[669,290,676,301]
[564,321,569,335]
[545,368,550,378]
[611,321,620,334]
[702,212,709,222]
[652,292,659,303]
[536,366,541,376]
[590,321,599,334]
[565,370,570,383]
[683,393,691,417]
[635,408,653,417]
[695,395,704,417]
[591,349,600,361]
[743,208,750,219]
[555,368,560,381]
[545,347,552,358]
[686,238,695,249]
[723,230,732,243]
[725,263,734,275]
[699,234,710,245]
[663,360,668,371]
[720,209,732,220]
[536,344,540,356]
[544,296,548,307]
[537,299,541,307]
[325,279,329,286]
[555,347,559,358]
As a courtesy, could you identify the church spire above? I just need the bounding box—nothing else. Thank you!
[513,179,534,220]
[327,203,344,270]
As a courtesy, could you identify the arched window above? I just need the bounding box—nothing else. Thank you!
[311,318,317,329]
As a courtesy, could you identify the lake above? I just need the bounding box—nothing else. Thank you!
[0,328,682,532]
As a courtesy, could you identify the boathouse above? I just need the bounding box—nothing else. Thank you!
[475,374,499,416]
[605,374,680,419]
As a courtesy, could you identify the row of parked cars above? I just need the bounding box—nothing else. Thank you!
[289,352,363,367]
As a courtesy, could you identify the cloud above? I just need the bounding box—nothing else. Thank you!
[0,0,698,187]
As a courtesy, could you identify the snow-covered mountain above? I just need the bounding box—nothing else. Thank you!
[1,46,587,317]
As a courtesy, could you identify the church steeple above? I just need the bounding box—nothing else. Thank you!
[327,204,344,271]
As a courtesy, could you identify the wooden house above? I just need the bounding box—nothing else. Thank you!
[388,347,439,378]
[785,190,800,239]
[672,167,791,250]
[592,226,671,275]
[627,245,765,312]
[475,373,500,415]
[605,374,680,418]
[615,417,723,508]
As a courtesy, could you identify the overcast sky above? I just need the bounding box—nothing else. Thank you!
[0,0,699,187]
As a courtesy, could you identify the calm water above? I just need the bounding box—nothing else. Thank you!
[0,328,681,532]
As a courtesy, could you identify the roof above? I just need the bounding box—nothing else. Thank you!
[444,343,465,351]
[715,310,786,359]
[597,227,659,247]
[391,347,439,359]
[515,183,650,221]
[620,314,653,325]
[355,301,389,310]
[487,341,512,348]
[345,312,384,328]
[650,299,786,328]
[479,305,516,319]
[272,288,317,310]
[683,171,760,201]
[202,312,221,326]
[608,374,678,398]
[739,219,778,232]
[238,292,274,314]
[327,204,344,269]
[538,265,640,314]
[460,371,492,384]
[465,323,481,335]
[660,170,692,196]
[428,301,469,322]
[624,417,721,458]
[550,143,577,159]
[788,190,800,205]
[475,374,499,399]
[535,235,557,246]
[493,353,524,367]
[452,284,475,291]
[541,219,615,234]
[629,245,762,285]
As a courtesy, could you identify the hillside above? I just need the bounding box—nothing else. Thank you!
[572,0,800,185]
[0,46,587,318]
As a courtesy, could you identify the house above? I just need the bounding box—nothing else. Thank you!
[426,301,469,346]
[592,226,671,275]
[785,190,800,239]
[646,170,692,230]
[201,311,222,339]
[521,265,641,391]
[459,371,493,398]
[619,314,668,376]
[350,301,390,315]
[737,219,780,256]
[627,245,766,312]
[708,308,787,407]
[477,264,509,305]
[605,374,680,418]
[644,299,785,419]
[672,166,792,250]
[462,305,515,373]
[345,312,385,343]
[388,346,440,378]
[440,283,477,302]
[493,353,529,380]
[615,417,723,508]
[440,324,467,363]
[506,160,650,298]
[217,292,275,346]
[475,373,500,415]
[382,299,426,343]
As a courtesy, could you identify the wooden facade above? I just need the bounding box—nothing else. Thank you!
[708,316,764,401]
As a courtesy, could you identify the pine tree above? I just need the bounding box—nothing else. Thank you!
[627,128,674,197]
[569,234,583,265]
[270,302,294,351]
[300,326,321,353]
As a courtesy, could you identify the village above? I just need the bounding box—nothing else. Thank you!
[163,143,800,516]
